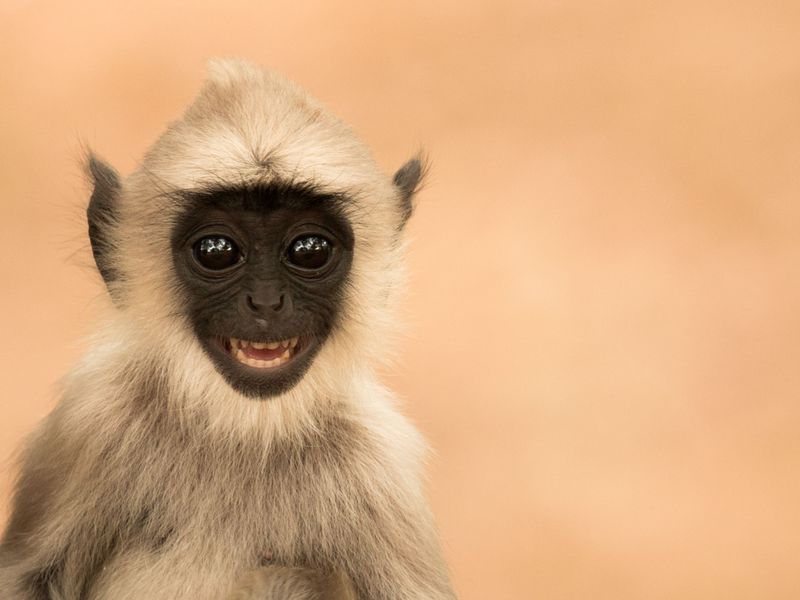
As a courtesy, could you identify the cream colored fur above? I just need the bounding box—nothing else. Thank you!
[111,58,411,441]
[0,59,455,599]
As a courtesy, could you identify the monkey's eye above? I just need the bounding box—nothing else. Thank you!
[286,235,332,272]
[193,236,242,271]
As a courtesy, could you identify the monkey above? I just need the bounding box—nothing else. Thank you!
[0,59,456,600]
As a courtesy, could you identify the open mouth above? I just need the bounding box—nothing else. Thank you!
[221,336,301,369]
[201,332,320,398]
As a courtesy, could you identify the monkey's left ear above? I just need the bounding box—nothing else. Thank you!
[392,155,427,229]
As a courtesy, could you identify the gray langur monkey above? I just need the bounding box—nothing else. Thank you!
[0,59,456,600]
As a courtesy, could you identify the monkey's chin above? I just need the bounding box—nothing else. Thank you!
[200,334,319,399]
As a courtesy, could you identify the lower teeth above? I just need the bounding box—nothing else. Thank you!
[229,340,295,369]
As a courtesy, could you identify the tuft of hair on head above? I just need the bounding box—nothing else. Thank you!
[206,57,264,88]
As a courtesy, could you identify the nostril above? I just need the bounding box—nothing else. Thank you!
[246,294,260,313]
[271,294,285,312]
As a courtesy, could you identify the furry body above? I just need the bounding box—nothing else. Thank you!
[0,60,455,599]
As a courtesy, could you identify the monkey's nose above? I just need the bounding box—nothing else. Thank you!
[244,291,290,315]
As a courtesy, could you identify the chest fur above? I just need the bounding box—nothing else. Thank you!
[99,413,379,566]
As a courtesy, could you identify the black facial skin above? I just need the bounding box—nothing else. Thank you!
[170,185,354,399]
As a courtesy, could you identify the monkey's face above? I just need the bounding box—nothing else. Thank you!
[170,185,354,399]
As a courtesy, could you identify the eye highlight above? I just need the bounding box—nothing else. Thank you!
[193,236,242,271]
[286,235,332,272]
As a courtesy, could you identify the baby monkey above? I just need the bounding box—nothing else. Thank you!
[0,59,455,600]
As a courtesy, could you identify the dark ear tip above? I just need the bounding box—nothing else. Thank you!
[86,153,121,191]
[393,153,429,201]
[392,153,429,229]
[392,158,421,191]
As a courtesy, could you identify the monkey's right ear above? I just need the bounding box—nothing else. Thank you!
[86,155,121,292]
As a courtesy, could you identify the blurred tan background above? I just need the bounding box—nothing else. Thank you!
[2,1,800,598]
